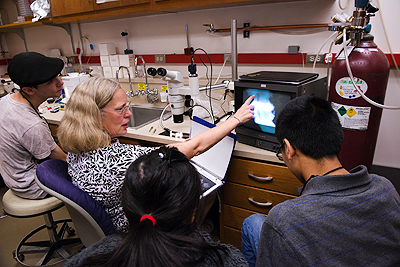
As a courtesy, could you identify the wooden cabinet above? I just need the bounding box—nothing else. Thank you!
[49,0,312,24]
[50,0,94,17]
[93,0,150,11]
[219,157,302,250]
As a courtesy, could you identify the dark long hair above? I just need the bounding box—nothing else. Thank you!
[77,146,226,267]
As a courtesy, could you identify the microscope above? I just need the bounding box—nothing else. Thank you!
[147,63,199,123]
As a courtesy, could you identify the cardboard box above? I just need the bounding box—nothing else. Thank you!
[119,54,135,67]
[103,67,114,78]
[122,67,134,79]
[109,55,120,67]
[100,55,110,67]
[98,43,116,56]
[112,67,121,79]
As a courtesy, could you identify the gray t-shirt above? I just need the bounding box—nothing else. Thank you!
[0,94,56,199]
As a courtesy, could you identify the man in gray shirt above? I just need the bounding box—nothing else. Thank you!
[0,52,67,199]
[241,96,400,267]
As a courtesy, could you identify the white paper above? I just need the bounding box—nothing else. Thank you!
[190,117,236,196]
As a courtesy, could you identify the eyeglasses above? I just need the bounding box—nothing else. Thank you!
[101,102,131,115]
[276,143,284,161]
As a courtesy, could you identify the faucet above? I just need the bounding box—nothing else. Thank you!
[116,66,135,98]
[146,88,159,103]
[134,56,149,91]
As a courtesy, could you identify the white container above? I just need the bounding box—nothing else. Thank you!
[62,74,90,98]
[109,55,120,67]
[103,67,113,78]
[78,74,90,84]
[98,43,116,56]
[100,55,110,67]
[62,76,80,98]
[112,67,121,79]
[118,54,135,67]
[89,66,104,77]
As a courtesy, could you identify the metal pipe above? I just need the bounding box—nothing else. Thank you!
[135,55,148,89]
[116,66,134,98]
[214,23,328,33]
[231,19,238,81]
[199,83,228,91]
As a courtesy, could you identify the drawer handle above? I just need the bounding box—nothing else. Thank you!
[248,173,273,182]
[248,197,272,207]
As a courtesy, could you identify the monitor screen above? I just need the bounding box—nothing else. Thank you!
[243,88,292,134]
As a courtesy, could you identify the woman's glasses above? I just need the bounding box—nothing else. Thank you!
[101,102,131,115]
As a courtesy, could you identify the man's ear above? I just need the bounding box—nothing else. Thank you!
[21,86,36,96]
[283,138,296,160]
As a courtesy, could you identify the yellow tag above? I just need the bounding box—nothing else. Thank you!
[138,83,145,90]
[347,107,357,117]
[161,85,168,92]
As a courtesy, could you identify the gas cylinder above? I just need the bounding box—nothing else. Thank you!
[329,35,390,171]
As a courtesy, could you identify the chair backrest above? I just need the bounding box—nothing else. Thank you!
[35,159,115,247]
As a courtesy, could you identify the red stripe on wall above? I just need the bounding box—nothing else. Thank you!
[1,53,399,66]
[77,53,400,66]
[386,54,400,66]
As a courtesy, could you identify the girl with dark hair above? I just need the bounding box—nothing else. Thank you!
[65,146,249,267]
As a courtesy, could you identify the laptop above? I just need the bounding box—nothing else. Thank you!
[189,116,237,197]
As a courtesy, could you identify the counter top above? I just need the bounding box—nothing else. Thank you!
[42,107,281,164]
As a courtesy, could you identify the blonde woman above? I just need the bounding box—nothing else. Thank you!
[58,77,254,232]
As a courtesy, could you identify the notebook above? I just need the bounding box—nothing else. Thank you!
[189,116,237,197]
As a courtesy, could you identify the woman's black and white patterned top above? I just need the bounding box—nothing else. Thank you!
[67,139,157,232]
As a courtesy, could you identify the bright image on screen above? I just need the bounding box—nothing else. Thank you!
[243,88,292,134]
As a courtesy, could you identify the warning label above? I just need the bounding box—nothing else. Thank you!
[335,77,368,99]
[331,102,371,131]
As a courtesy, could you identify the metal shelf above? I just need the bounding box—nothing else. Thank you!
[0,18,75,53]
[0,18,53,30]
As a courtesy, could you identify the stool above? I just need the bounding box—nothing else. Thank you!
[2,189,82,266]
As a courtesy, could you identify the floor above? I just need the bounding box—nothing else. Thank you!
[0,185,82,267]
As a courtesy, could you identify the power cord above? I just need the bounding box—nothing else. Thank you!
[190,48,215,123]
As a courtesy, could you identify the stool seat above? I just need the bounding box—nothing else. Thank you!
[2,190,64,217]
[2,189,82,266]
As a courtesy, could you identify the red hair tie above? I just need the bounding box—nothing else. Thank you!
[140,214,156,226]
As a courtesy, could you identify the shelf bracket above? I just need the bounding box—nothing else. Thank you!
[0,28,28,51]
[43,22,76,55]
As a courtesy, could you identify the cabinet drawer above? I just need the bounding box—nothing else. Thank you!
[222,204,267,231]
[221,226,242,250]
[227,157,302,195]
[222,182,296,214]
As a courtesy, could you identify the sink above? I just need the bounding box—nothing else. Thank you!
[128,106,170,129]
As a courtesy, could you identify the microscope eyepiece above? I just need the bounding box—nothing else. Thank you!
[157,68,167,77]
[147,67,157,76]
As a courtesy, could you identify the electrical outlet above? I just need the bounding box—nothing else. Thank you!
[243,22,250,38]
[224,54,231,63]
[155,54,165,63]
[306,54,324,64]
[67,56,75,64]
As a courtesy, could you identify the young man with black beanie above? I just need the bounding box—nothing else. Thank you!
[0,52,67,199]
